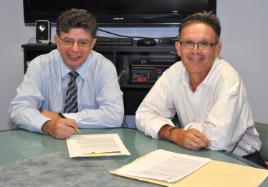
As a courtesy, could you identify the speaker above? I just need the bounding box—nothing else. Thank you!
[35,20,51,44]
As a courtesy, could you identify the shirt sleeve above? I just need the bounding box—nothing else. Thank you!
[64,59,124,128]
[9,58,50,133]
[136,71,176,139]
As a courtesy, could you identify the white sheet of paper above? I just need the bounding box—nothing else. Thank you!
[66,134,130,157]
[116,149,210,183]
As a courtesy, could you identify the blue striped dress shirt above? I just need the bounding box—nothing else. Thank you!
[9,49,124,133]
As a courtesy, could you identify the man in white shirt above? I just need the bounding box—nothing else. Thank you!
[136,11,266,167]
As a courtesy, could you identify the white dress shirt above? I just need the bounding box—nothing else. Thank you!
[9,49,124,133]
[136,58,261,156]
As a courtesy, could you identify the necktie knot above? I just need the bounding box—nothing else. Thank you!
[69,71,79,80]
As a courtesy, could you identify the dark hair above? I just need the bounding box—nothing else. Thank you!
[179,11,221,41]
[56,8,97,38]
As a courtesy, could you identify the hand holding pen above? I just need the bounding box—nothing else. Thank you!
[58,112,80,133]
[41,110,80,139]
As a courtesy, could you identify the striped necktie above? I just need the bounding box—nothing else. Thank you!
[64,71,79,113]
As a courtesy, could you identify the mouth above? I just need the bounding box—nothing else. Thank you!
[188,55,203,64]
[68,54,81,61]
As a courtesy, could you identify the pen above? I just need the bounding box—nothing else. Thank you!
[82,151,121,156]
[58,112,66,118]
[58,112,80,133]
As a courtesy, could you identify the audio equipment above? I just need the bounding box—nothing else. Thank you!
[35,20,51,44]
[129,64,170,84]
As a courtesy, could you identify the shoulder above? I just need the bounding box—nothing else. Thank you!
[26,49,61,79]
[27,49,60,69]
[160,61,184,81]
[90,50,116,71]
[92,51,114,65]
[212,59,243,92]
[162,61,183,75]
[216,59,241,82]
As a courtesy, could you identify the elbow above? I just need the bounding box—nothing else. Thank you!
[103,109,124,128]
[135,111,145,133]
[209,137,234,152]
[110,111,124,128]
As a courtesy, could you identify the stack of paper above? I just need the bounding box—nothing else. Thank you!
[111,149,210,183]
[66,134,130,157]
[111,149,268,187]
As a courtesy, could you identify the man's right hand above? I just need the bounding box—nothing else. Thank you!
[41,118,78,139]
[171,128,210,150]
[158,124,210,150]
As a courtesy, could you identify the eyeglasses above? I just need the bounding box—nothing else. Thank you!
[59,37,91,48]
[179,40,217,50]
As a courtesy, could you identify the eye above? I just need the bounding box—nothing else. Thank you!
[184,41,194,45]
[198,41,210,49]
[78,40,90,47]
[181,41,194,48]
[62,39,74,45]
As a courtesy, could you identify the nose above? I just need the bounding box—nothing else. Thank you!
[70,42,79,51]
[192,43,201,53]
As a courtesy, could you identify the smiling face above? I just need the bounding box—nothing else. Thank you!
[176,23,222,79]
[55,28,96,70]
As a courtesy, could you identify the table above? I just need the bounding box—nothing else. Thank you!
[0,128,267,186]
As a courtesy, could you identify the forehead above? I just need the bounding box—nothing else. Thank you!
[59,28,92,39]
[180,23,216,40]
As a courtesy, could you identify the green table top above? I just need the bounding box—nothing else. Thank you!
[0,128,267,186]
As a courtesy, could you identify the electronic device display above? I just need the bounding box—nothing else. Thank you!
[23,0,216,26]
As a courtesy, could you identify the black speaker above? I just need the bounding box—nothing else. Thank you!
[35,20,51,44]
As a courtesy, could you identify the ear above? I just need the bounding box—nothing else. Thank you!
[90,38,97,50]
[175,41,181,57]
[54,36,60,48]
[215,43,222,56]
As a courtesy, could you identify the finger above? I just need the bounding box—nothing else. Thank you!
[64,119,80,134]
[195,138,208,148]
[186,140,202,150]
[63,119,77,129]
[184,130,208,149]
[63,125,76,135]
[191,129,210,146]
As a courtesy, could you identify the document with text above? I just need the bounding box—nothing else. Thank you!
[112,149,210,183]
[66,134,130,157]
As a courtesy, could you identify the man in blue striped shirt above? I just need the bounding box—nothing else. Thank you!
[9,9,124,139]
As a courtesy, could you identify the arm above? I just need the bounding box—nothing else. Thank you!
[9,57,78,139]
[135,64,210,150]
[9,58,49,133]
[136,71,177,138]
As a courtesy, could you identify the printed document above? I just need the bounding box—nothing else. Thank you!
[67,134,130,157]
[113,149,210,183]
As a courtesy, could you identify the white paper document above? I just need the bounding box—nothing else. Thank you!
[66,134,130,157]
[115,149,210,183]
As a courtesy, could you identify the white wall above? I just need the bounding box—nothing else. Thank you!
[0,0,267,130]
[217,0,268,123]
[0,1,33,130]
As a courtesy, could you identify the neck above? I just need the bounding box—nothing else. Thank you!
[189,73,206,92]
